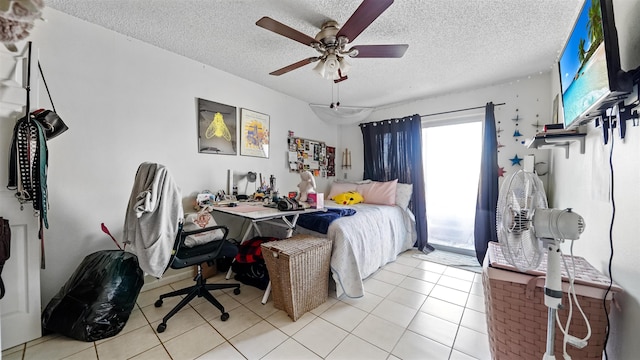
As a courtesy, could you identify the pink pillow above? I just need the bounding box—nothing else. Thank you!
[361,180,398,205]
[327,182,357,200]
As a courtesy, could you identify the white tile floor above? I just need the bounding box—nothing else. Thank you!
[2,249,491,360]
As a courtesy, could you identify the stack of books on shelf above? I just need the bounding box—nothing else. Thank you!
[534,124,579,138]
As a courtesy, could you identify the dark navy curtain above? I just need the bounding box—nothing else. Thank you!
[360,114,432,252]
[473,102,499,264]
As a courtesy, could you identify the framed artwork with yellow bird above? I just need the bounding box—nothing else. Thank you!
[197,98,238,155]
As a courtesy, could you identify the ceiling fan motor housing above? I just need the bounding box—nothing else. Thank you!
[315,21,340,45]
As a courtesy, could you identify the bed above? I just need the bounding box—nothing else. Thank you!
[294,179,417,298]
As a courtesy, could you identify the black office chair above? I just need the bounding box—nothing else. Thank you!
[154,224,241,333]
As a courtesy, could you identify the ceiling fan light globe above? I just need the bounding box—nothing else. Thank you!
[339,57,351,75]
[325,54,339,69]
[313,59,326,78]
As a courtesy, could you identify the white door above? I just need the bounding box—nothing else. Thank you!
[0,43,43,350]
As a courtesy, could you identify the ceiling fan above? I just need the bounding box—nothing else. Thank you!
[256,0,408,82]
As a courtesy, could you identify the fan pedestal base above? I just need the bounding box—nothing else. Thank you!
[543,240,563,360]
[543,308,558,359]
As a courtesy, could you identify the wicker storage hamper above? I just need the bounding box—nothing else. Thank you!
[483,242,621,360]
[261,235,332,321]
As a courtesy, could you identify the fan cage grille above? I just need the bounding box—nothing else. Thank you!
[496,170,548,271]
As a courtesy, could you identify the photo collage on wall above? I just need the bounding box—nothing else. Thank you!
[287,136,335,178]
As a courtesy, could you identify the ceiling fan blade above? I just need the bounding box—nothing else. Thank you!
[337,0,394,42]
[270,57,319,76]
[256,17,319,47]
[350,44,408,58]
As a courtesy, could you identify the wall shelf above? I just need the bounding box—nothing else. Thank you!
[525,132,586,159]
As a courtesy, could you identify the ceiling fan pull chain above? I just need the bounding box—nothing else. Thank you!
[330,83,335,108]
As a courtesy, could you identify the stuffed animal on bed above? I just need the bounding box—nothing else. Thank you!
[334,191,364,205]
[297,170,316,202]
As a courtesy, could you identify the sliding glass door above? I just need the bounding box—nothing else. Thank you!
[422,119,482,254]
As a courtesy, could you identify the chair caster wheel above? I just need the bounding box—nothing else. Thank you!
[154,299,163,307]
[157,323,167,333]
[221,312,229,321]
[233,288,241,295]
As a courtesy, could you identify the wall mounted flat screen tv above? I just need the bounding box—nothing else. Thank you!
[558,0,632,129]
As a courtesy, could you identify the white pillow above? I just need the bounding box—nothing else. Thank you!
[183,212,224,247]
[395,183,413,209]
[327,182,358,200]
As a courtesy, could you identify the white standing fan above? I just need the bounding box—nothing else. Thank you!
[496,170,585,359]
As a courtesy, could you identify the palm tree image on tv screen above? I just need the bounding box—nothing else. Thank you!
[560,0,608,127]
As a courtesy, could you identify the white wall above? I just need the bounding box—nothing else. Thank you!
[339,73,552,190]
[2,8,338,306]
[549,0,640,358]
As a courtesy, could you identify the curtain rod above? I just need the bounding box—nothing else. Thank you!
[420,102,506,118]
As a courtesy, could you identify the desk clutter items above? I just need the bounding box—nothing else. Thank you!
[296,170,316,202]
[261,235,332,321]
[483,242,622,360]
[306,192,324,209]
[277,197,308,211]
[231,236,277,290]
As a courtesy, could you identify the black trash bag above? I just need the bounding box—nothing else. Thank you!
[42,250,144,341]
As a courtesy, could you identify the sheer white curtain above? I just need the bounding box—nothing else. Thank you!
[422,120,482,252]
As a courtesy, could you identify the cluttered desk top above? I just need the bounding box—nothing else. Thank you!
[211,202,321,220]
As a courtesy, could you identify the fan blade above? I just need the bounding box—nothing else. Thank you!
[350,44,408,58]
[256,17,319,47]
[337,0,394,42]
[270,57,319,76]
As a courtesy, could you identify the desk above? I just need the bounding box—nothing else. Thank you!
[212,203,322,304]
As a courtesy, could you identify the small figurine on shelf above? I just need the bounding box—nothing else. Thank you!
[296,170,316,202]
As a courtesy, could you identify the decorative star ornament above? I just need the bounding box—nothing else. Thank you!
[498,166,506,177]
[531,114,544,131]
[509,155,523,166]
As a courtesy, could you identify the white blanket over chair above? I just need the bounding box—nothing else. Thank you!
[123,162,183,278]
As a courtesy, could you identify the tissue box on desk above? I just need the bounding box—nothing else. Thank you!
[307,193,324,209]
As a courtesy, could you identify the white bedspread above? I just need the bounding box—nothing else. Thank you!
[297,203,416,298]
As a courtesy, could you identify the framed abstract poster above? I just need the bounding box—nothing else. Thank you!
[197,98,237,155]
[240,108,270,158]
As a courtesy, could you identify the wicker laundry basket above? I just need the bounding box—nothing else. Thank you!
[261,235,332,321]
[483,242,622,360]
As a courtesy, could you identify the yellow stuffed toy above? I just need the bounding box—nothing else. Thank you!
[333,191,364,205]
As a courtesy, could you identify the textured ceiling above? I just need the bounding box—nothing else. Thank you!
[45,0,583,109]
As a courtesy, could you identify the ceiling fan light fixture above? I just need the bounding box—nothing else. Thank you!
[324,54,339,77]
[339,57,351,75]
[313,59,327,78]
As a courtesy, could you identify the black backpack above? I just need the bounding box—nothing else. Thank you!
[0,217,10,299]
